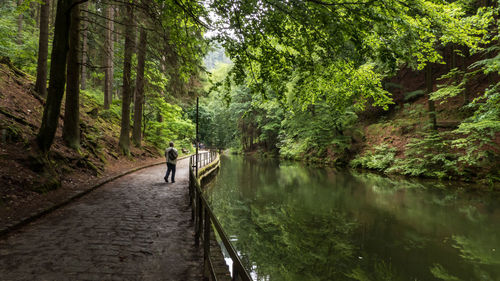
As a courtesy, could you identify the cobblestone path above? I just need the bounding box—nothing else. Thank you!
[0,158,202,280]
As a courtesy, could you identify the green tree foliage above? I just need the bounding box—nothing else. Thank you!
[0,1,40,74]
[188,63,238,149]
[209,0,492,108]
[350,145,397,172]
[279,104,358,163]
[143,94,195,151]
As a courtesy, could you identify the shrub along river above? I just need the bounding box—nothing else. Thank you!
[205,154,500,281]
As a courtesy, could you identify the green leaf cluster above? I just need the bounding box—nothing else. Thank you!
[388,133,459,179]
[0,1,42,75]
[143,93,195,151]
[350,144,397,172]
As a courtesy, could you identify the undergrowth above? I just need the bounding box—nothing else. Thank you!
[350,144,397,172]
[387,133,459,179]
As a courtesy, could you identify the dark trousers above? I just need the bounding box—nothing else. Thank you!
[165,163,176,182]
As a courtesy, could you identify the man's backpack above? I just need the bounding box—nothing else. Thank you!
[168,149,178,161]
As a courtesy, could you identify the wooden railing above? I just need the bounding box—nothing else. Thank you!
[189,152,252,281]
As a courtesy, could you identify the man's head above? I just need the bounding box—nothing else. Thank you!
[169,141,174,147]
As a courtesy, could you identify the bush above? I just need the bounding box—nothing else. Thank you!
[387,133,459,179]
[350,144,397,171]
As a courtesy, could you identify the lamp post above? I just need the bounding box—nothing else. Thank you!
[195,97,199,177]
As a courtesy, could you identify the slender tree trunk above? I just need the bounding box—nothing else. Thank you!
[156,56,166,136]
[80,1,88,90]
[103,3,114,109]
[118,4,134,155]
[133,28,147,147]
[35,3,40,28]
[425,64,437,131]
[17,0,23,44]
[451,45,456,70]
[35,0,50,98]
[462,47,470,106]
[36,0,72,153]
[142,98,146,137]
[50,0,56,28]
[63,1,81,149]
[156,113,163,136]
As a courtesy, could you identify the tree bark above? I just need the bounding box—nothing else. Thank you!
[35,0,50,98]
[118,3,134,155]
[425,64,437,131]
[36,0,73,153]
[103,3,114,109]
[63,1,81,149]
[80,1,88,90]
[133,28,147,147]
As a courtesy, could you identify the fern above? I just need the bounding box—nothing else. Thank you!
[350,144,396,171]
[387,133,459,179]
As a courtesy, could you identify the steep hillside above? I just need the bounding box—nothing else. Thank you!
[353,60,500,183]
[0,58,163,222]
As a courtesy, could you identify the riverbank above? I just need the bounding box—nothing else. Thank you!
[231,151,500,191]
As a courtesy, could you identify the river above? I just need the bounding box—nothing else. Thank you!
[205,154,500,281]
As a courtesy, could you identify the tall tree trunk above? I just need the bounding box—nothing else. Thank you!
[36,0,72,153]
[118,4,134,155]
[35,0,50,98]
[425,64,437,131]
[103,3,114,109]
[80,1,88,90]
[63,1,81,149]
[133,28,147,147]
[17,0,23,44]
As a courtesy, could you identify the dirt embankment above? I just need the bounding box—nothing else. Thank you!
[0,58,163,226]
[355,52,500,181]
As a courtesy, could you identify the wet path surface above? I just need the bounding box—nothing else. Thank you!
[0,158,202,280]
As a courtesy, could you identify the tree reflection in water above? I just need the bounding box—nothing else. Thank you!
[206,155,500,281]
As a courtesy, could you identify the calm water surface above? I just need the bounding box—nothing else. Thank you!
[206,155,500,281]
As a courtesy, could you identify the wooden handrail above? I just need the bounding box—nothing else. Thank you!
[189,153,252,281]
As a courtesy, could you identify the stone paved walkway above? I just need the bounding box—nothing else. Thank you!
[0,158,202,280]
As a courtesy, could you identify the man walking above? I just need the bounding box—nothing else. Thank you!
[164,141,178,183]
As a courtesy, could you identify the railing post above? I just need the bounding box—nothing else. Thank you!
[196,192,203,246]
[196,97,199,177]
[190,173,195,221]
[195,189,200,246]
[232,264,239,281]
[203,204,211,280]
